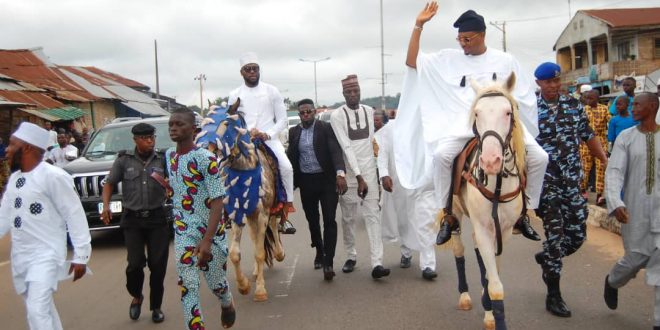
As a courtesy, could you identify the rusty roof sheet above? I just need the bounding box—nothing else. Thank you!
[0,90,65,109]
[583,8,660,28]
[0,49,98,102]
[81,66,148,89]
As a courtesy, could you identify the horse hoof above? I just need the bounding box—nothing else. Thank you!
[253,292,268,302]
[275,253,285,262]
[484,311,495,330]
[457,292,473,311]
[238,286,250,295]
[238,278,250,295]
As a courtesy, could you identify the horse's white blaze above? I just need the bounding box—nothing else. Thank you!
[474,96,512,175]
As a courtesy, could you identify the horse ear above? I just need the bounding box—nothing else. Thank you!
[505,72,516,93]
[470,78,483,93]
[228,98,241,115]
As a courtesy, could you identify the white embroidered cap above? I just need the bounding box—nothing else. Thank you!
[239,52,259,68]
[12,122,50,150]
[579,84,593,93]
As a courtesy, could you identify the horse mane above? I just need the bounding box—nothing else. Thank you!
[469,83,526,173]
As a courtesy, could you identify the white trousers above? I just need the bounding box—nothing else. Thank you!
[433,126,548,210]
[401,244,436,271]
[340,198,384,268]
[407,182,437,271]
[265,139,294,202]
[22,281,62,330]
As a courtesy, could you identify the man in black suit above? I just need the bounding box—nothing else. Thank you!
[287,99,348,281]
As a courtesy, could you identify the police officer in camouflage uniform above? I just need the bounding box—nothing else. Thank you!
[101,123,170,323]
[533,62,609,318]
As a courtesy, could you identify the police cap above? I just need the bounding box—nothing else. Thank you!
[131,123,155,136]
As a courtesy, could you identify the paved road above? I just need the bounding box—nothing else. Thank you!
[0,198,654,329]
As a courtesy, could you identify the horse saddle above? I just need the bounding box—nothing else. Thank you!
[452,138,479,196]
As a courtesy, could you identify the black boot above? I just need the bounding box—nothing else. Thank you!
[545,275,571,317]
[513,214,541,241]
[436,211,459,245]
[603,275,618,310]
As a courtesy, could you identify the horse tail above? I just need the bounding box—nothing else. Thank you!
[263,220,276,268]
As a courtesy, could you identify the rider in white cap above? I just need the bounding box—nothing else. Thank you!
[0,122,91,330]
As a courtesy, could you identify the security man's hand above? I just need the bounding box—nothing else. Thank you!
[100,206,112,225]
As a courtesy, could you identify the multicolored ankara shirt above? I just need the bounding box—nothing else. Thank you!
[166,147,225,233]
[536,94,595,184]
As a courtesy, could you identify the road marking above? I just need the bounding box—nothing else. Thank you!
[0,260,10,267]
[267,314,282,319]
[275,294,288,298]
[281,254,299,290]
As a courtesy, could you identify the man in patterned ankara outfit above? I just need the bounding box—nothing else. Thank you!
[166,108,235,329]
[579,89,610,203]
[533,62,608,318]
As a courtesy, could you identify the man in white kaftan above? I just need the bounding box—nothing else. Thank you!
[375,120,437,280]
[331,74,390,279]
[603,93,660,329]
[0,122,91,330]
[228,52,295,209]
[398,4,547,244]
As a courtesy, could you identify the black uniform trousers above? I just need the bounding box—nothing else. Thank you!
[122,208,170,310]
[298,173,338,267]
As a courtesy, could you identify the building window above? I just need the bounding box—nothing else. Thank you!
[617,41,631,60]
[655,38,660,58]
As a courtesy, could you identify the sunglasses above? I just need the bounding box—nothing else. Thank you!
[242,65,259,73]
[135,135,156,140]
[299,109,315,115]
[456,32,482,44]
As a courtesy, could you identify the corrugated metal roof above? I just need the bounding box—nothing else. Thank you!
[122,100,169,116]
[82,66,148,89]
[45,106,85,120]
[0,100,32,107]
[0,90,65,109]
[583,8,660,28]
[19,108,60,121]
[0,48,98,102]
[58,68,117,99]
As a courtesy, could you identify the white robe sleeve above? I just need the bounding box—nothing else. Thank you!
[605,135,628,214]
[374,126,390,179]
[265,86,288,139]
[0,188,11,238]
[331,110,362,177]
[50,171,92,264]
[510,56,540,138]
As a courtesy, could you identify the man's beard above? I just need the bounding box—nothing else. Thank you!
[9,148,22,173]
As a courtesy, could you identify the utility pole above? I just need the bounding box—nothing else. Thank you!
[154,40,160,100]
[379,0,386,111]
[194,74,206,115]
[568,0,572,20]
[489,21,507,52]
[299,57,331,106]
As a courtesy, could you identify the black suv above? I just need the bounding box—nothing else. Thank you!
[64,117,175,231]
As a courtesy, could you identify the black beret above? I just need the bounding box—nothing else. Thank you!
[131,123,155,136]
[453,10,486,33]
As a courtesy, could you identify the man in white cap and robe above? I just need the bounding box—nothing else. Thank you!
[228,52,296,232]
[0,122,91,330]
[398,2,548,244]
[331,74,390,279]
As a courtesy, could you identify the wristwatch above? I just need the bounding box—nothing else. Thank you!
[336,170,346,178]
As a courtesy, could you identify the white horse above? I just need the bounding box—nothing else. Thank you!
[442,73,527,330]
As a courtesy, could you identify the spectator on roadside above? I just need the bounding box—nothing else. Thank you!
[608,77,636,116]
[579,90,610,205]
[43,121,58,149]
[45,132,78,168]
[608,96,638,146]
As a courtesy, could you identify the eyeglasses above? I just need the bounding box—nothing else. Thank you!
[242,65,259,73]
[299,109,315,115]
[456,33,482,44]
[135,135,156,140]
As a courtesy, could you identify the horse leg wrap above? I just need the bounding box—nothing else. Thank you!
[455,256,468,293]
[491,300,506,330]
[475,249,488,287]
[481,284,493,311]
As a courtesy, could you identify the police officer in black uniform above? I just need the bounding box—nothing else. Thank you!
[101,123,169,323]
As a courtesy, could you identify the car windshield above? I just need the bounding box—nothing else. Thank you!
[84,121,174,159]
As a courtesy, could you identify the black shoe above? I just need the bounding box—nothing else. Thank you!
[221,302,236,329]
[422,267,437,280]
[546,294,571,317]
[436,214,459,245]
[514,214,541,241]
[151,309,165,323]
[371,265,391,279]
[323,266,335,281]
[400,255,412,268]
[129,295,143,321]
[535,251,544,265]
[342,259,356,273]
[314,258,323,270]
[604,275,618,310]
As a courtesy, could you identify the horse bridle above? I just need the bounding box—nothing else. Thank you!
[469,91,523,256]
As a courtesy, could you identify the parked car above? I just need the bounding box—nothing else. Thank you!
[63,117,175,231]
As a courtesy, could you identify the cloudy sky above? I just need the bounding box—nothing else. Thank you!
[2,0,657,108]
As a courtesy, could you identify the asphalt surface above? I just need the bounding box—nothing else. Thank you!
[0,196,655,330]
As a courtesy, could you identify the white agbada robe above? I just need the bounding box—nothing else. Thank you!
[228,81,294,202]
[376,122,437,270]
[46,144,78,168]
[394,48,547,209]
[0,162,91,329]
[330,104,384,267]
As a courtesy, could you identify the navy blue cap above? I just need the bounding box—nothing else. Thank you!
[453,10,486,33]
[534,62,561,80]
[131,123,155,136]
